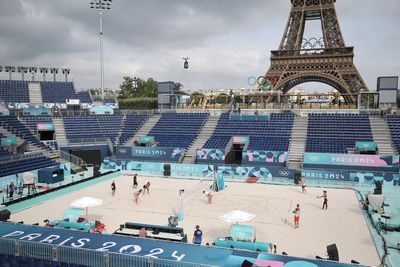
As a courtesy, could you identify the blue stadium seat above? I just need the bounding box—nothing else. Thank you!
[148,112,209,149]
[203,112,294,151]
[0,80,30,103]
[386,115,400,153]
[305,113,373,154]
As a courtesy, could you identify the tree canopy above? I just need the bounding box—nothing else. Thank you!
[118,77,184,99]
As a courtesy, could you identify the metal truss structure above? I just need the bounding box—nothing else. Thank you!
[263,0,368,102]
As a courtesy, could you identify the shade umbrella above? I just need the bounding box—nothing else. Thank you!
[70,197,103,215]
[218,209,256,223]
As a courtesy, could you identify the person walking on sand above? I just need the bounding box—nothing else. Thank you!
[293,204,300,228]
[192,225,203,245]
[134,189,143,204]
[203,190,213,204]
[300,176,306,193]
[317,190,328,209]
[133,174,138,189]
[111,180,116,196]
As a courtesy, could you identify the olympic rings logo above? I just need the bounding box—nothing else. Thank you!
[247,76,272,91]
[279,170,289,177]
[119,149,128,153]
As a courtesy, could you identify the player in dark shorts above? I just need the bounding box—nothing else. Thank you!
[192,225,203,244]
[111,180,116,196]
[133,174,138,189]
[317,190,328,209]
[300,176,306,193]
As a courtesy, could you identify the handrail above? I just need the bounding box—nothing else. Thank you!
[59,150,87,167]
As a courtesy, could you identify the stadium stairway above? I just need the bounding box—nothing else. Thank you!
[369,116,396,155]
[114,115,127,145]
[287,115,308,169]
[53,117,68,147]
[125,114,161,146]
[28,82,43,105]
[182,113,221,164]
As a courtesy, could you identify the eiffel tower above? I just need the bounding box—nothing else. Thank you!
[263,0,368,102]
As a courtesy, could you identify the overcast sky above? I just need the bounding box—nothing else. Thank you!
[0,0,399,92]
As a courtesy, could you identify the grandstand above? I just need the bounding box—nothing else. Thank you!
[306,114,374,154]
[203,112,294,151]
[1,76,399,267]
[148,112,209,148]
[386,115,400,153]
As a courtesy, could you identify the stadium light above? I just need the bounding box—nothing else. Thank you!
[28,67,38,81]
[17,66,28,81]
[50,68,59,82]
[90,0,112,101]
[62,68,71,82]
[40,67,49,81]
[5,66,16,80]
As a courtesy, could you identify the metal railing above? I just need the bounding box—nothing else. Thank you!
[0,237,213,267]
[59,150,87,167]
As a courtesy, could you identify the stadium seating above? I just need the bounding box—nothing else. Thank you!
[40,82,92,104]
[20,115,53,132]
[63,114,150,144]
[97,115,123,144]
[386,115,400,153]
[63,116,105,143]
[203,112,294,151]
[40,81,76,103]
[0,116,47,149]
[76,91,93,103]
[149,113,209,148]
[0,80,29,103]
[118,114,149,144]
[0,155,56,177]
[306,113,373,154]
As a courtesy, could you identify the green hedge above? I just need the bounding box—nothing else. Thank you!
[118,98,157,110]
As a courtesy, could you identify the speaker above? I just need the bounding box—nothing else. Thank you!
[241,259,253,267]
[294,170,302,184]
[163,164,171,176]
[0,209,11,222]
[327,244,339,261]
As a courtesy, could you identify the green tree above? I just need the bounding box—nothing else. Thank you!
[119,76,137,99]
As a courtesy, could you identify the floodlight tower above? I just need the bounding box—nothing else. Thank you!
[5,66,16,80]
[90,0,112,101]
[40,68,49,81]
[62,68,71,82]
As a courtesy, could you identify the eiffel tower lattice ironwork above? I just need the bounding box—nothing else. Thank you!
[263,0,368,102]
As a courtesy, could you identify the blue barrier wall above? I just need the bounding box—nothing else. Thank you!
[196,149,225,164]
[0,223,366,267]
[303,153,399,172]
[242,150,288,167]
[61,145,110,164]
[102,159,294,181]
[116,146,185,163]
[302,169,400,186]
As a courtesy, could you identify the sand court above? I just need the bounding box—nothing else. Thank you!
[10,174,380,266]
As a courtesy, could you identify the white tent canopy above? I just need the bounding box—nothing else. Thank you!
[218,209,256,223]
[70,197,103,215]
